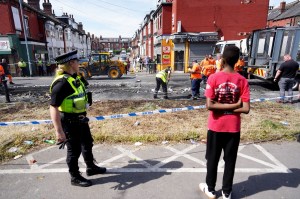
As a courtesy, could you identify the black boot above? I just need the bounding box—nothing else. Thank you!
[86,165,107,176]
[70,173,92,187]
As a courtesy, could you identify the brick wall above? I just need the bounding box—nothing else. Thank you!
[172,0,269,40]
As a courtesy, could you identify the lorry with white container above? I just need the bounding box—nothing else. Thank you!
[247,26,300,90]
[213,27,300,90]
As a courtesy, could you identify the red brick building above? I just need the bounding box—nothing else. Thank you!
[133,0,270,72]
[267,1,300,27]
[172,0,269,40]
[0,0,47,75]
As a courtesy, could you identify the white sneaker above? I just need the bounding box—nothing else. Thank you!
[199,183,216,199]
[222,191,232,199]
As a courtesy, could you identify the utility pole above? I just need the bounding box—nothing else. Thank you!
[19,0,32,76]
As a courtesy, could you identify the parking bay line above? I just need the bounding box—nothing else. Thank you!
[0,144,291,174]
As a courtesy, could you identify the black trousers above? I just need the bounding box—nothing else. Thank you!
[62,120,95,174]
[205,130,240,193]
[191,78,201,97]
[21,67,27,77]
[154,77,167,97]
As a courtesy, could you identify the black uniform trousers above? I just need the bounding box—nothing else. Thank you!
[62,119,95,174]
[205,130,240,194]
[154,77,167,97]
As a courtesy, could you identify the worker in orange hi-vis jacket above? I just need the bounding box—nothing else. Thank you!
[1,58,14,84]
[208,54,216,66]
[201,55,216,84]
[234,56,245,76]
[188,60,202,100]
[0,64,4,77]
[200,55,210,84]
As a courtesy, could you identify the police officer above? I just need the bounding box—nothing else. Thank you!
[18,58,27,77]
[50,50,106,187]
[153,66,171,99]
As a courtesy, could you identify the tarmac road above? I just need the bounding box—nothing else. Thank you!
[0,72,300,198]
[0,142,299,199]
[1,72,299,108]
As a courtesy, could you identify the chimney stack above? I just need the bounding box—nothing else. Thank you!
[27,0,40,10]
[42,0,52,16]
[78,22,83,32]
[280,1,286,13]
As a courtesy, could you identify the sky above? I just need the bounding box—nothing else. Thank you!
[38,0,296,38]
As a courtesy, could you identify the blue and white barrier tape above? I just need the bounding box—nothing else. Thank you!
[0,95,299,127]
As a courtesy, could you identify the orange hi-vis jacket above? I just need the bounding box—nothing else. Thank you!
[234,59,245,72]
[190,64,202,79]
[202,64,216,77]
[200,59,210,68]
[0,64,4,76]
[208,58,216,66]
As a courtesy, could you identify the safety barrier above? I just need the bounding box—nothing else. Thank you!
[0,95,299,127]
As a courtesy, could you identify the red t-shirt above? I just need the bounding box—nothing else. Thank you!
[205,71,250,133]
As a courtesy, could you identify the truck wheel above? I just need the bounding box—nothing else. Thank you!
[292,80,299,91]
[108,67,121,79]
[79,68,89,79]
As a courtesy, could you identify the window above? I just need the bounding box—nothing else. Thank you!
[45,24,51,37]
[213,44,223,55]
[297,40,300,61]
[159,15,162,29]
[11,6,22,31]
[100,54,107,61]
[64,29,71,41]
[24,16,30,37]
[91,55,99,62]
[257,32,266,57]
[59,29,63,40]
[280,30,295,59]
[267,32,275,57]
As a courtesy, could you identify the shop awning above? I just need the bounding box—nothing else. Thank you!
[0,50,12,55]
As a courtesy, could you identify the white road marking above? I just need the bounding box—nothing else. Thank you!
[38,157,66,169]
[153,145,198,168]
[253,144,291,173]
[164,145,206,166]
[116,146,152,168]
[0,144,291,174]
[0,168,290,174]
[26,155,39,169]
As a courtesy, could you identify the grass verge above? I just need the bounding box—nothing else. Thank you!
[0,100,299,163]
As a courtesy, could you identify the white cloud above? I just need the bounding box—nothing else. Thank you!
[46,0,155,37]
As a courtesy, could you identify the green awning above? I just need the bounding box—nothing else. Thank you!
[36,50,48,54]
[0,50,11,55]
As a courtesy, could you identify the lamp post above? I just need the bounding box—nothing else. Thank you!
[19,0,32,76]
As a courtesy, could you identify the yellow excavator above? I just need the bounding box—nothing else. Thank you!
[79,53,126,79]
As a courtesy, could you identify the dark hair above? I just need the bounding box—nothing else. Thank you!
[222,46,240,67]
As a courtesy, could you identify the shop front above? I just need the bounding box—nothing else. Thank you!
[186,32,219,72]
[0,35,21,76]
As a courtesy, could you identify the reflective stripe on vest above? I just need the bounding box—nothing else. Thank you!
[156,70,168,83]
[50,74,87,113]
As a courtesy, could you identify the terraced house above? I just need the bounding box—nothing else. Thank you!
[0,0,91,76]
[132,0,269,72]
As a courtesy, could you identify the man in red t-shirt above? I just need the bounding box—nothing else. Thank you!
[199,46,250,199]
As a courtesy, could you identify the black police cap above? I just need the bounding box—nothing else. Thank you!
[54,50,78,64]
